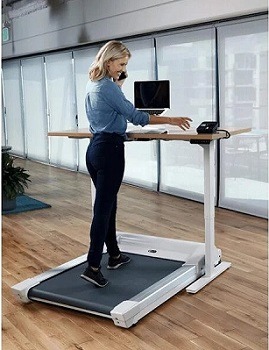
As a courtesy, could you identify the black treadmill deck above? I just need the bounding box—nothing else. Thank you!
[29,253,185,315]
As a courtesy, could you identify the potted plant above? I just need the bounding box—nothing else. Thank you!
[2,152,31,211]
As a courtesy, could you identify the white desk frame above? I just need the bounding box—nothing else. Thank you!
[186,141,230,293]
[48,127,250,293]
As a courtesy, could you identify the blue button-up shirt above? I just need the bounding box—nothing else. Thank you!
[85,77,150,136]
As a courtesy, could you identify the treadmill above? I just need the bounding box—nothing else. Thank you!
[13,126,244,328]
[12,232,220,328]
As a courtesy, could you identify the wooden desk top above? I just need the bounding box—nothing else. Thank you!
[48,127,251,141]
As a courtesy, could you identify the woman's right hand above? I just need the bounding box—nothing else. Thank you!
[169,117,193,130]
[149,115,192,130]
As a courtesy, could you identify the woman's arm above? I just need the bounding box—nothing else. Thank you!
[149,114,192,131]
[114,76,192,130]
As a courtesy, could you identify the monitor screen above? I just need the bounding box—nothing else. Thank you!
[134,80,170,109]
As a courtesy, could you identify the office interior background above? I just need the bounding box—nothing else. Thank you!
[1,0,268,219]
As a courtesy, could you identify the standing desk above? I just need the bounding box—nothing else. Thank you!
[12,126,250,327]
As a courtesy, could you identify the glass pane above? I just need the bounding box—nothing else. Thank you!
[1,110,6,146]
[21,57,49,162]
[74,47,98,172]
[156,28,216,200]
[46,52,77,170]
[122,38,158,189]
[2,61,25,156]
[218,18,268,218]
[2,76,7,146]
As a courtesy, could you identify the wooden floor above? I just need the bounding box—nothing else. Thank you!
[2,158,268,350]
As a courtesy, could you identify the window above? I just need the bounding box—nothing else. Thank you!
[45,52,77,169]
[156,28,216,201]
[2,60,25,156]
[21,57,48,162]
[218,18,268,218]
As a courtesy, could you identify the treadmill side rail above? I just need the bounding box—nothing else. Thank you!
[12,254,87,303]
[12,278,39,303]
[111,265,198,328]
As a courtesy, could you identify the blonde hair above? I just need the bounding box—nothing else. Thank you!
[89,40,131,81]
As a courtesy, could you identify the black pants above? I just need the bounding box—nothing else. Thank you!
[86,133,125,268]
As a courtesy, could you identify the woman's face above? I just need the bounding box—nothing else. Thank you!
[106,56,129,80]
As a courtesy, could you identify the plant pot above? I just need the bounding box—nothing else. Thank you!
[2,196,17,211]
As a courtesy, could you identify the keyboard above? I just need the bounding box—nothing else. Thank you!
[139,109,165,115]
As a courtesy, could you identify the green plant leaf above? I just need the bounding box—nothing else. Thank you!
[2,153,31,200]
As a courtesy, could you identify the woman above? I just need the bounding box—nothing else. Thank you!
[81,40,192,287]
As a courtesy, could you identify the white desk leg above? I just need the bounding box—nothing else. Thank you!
[186,141,231,293]
[90,178,96,209]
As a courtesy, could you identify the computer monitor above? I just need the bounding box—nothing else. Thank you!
[134,80,170,113]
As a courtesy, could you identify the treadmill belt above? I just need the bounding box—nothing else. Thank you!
[28,253,184,315]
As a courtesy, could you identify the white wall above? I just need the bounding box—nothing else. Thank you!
[2,0,267,59]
